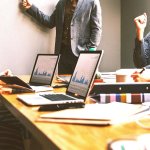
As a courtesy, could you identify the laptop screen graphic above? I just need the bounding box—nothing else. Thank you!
[30,55,58,85]
[67,53,101,97]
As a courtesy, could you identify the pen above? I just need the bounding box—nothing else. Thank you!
[139,67,145,74]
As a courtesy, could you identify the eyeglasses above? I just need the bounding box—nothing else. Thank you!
[107,134,150,150]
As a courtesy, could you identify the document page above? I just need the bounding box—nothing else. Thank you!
[38,102,150,125]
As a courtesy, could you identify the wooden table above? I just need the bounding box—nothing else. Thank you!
[1,76,150,150]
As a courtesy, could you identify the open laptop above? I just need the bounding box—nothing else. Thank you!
[0,54,60,92]
[29,54,59,85]
[27,53,60,91]
[17,50,104,105]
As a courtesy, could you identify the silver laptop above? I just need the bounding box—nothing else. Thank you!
[0,54,60,92]
[17,50,104,105]
[29,54,59,86]
[28,53,60,92]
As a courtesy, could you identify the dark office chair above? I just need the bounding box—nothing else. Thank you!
[0,125,25,150]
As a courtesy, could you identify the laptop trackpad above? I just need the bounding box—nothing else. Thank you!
[17,94,52,105]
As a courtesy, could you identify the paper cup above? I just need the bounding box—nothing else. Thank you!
[116,69,135,82]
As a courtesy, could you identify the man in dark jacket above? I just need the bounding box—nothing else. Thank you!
[22,0,102,74]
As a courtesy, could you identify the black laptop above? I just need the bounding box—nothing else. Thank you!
[17,50,104,105]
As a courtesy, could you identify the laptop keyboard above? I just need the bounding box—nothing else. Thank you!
[40,94,76,101]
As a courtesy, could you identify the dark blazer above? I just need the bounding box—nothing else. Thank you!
[27,0,102,56]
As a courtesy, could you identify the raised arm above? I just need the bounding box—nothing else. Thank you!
[133,13,150,68]
[21,0,56,28]
[134,13,147,41]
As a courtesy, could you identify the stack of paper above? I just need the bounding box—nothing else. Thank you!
[38,102,150,125]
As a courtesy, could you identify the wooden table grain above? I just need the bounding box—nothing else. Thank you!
[1,76,150,150]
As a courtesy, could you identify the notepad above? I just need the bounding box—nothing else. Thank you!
[38,102,150,125]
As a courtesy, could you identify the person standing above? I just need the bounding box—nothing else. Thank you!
[21,0,102,74]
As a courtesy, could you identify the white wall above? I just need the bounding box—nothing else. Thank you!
[99,0,121,72]
[0,0,58,75]
[0,0,121,74]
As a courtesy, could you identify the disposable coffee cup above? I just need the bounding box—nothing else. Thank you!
[116,69,134,82]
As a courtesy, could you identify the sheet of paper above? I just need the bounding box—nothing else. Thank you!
[39,102,150,125]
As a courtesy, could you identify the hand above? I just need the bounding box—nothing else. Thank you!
[22,0,32,9]
[134,13,147,31]
[0,69,13,94]
[0,85,12,94]
[131,71,149,82]
[0,69,13,76]
[134,13,147,40]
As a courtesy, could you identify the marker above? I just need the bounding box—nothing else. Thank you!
[89,47,96,51]
[139,67,145,74]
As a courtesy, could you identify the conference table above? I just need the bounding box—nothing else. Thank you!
[1,75,150,150]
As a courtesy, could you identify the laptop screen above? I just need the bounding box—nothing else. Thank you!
[67,51,103,98]
[29,54,59,85]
